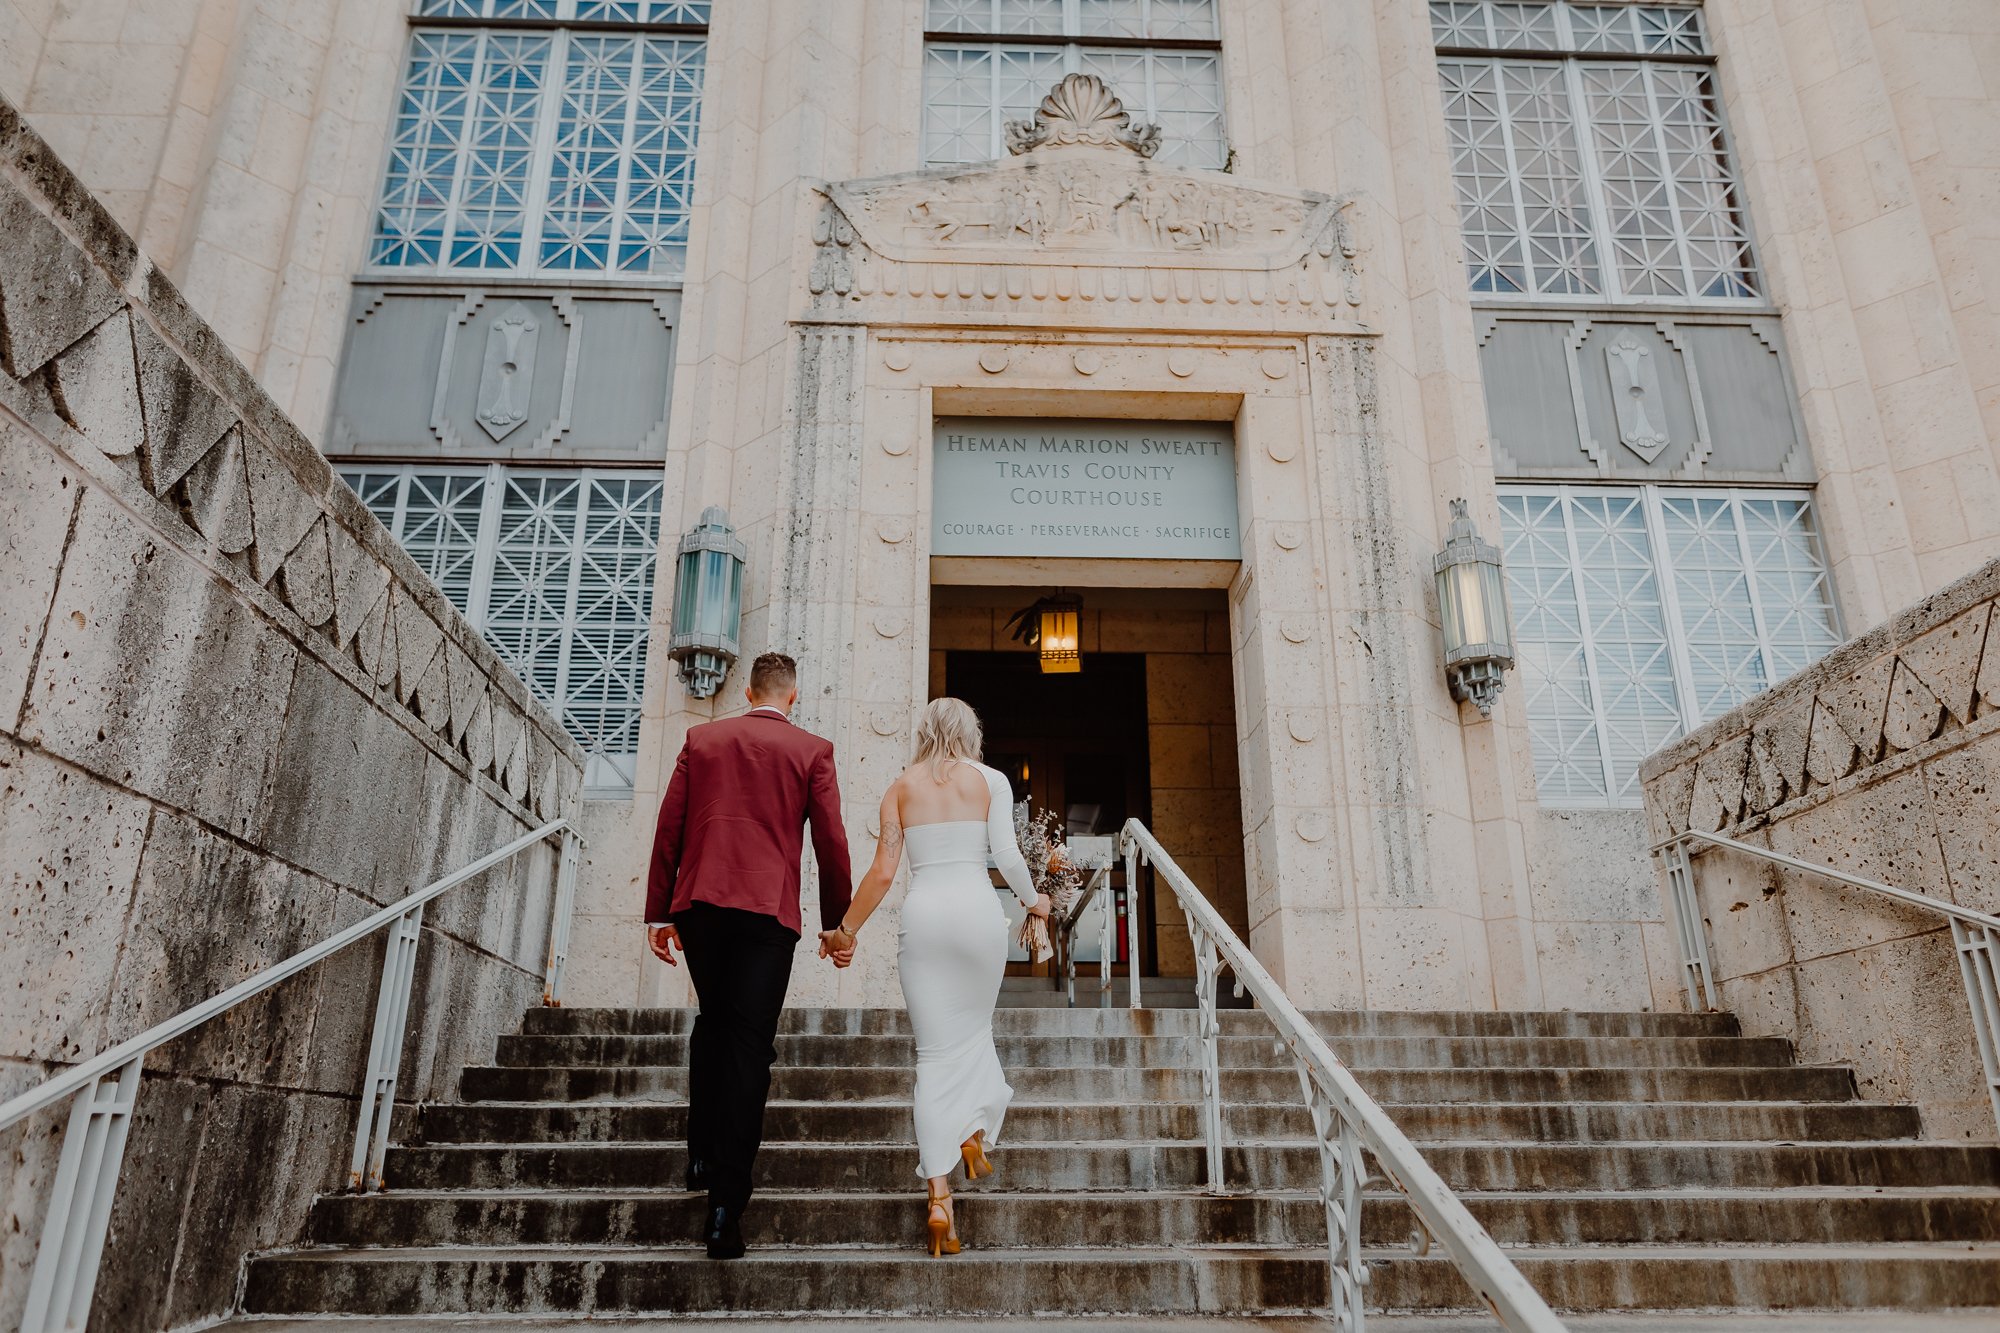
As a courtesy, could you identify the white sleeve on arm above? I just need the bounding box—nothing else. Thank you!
[986,766,1038,907]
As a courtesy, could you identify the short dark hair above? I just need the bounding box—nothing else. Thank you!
[748,652,797,698]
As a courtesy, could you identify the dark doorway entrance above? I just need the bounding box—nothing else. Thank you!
[944,650,1151,976]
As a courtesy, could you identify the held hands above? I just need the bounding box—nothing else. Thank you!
[817,926,857,969]
[647,924,682,966]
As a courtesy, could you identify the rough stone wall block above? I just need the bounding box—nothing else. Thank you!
[1882,658,1945,753]
[179,426,255,554]
[443,640,483,746]
[465,692,496,773]
[1822,656,1895,768]
[130,314,238,496]
[489,704,522,787]
[0,187,124,378]
[1977,608,2000,717]
[1805,699,1860,787]
[1750,705,1810,812]
[1898,607,1989,726]
[414,647,452,736]
[326,526,390,652]
[390,586,442,708]
[242,433,321,585]
[48,310,144,458]
[277,516,335,628]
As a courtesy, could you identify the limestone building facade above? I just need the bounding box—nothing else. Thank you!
[6,0,1998,1014]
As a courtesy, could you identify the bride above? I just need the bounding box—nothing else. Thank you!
[817,697,1050,1257]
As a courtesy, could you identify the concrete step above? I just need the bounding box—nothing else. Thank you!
[415,1099,1923,1146]
[240,1243,2000,1316]
[304,1187,2000,1250]
[523,1007,1741,1039]
[379,1140,2000,1194]
[491,1031,1797,1071]
[459,1062,1860,1106]
[200,1314,2000,1332]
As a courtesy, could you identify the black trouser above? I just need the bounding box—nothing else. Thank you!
[673,901,797,1216]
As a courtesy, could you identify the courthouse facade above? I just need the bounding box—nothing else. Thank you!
[6,0,1998,1012]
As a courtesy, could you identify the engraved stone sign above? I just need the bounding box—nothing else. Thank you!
[932,417,1240,561]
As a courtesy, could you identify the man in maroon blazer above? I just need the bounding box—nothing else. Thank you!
[645,652,853,1258]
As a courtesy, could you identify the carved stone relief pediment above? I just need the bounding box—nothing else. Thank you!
[827,157,1339,269]
[807,74,1363,323]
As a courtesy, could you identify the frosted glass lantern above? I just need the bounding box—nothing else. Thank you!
[1434,498,1514,717]
[1039,599,1082,674]
[668,506,747,699]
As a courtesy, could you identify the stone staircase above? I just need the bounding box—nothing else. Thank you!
[237,1006,2000,1319]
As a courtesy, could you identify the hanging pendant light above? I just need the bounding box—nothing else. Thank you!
[1003,592,1085,675]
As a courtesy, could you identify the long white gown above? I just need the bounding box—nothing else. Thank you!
[897,761,1039,1180]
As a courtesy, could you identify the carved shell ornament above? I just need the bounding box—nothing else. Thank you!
[1005,73,1164,158]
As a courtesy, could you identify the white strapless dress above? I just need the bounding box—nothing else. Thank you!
[897,762,1039,1180]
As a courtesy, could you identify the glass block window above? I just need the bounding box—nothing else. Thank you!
[371,3,707,278]
[341,464,664,797]
[923,0,1226,168]
[1431,2,1758,302]
[1498,485,1841,804]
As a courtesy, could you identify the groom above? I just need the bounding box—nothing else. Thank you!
[645,652,853,1259]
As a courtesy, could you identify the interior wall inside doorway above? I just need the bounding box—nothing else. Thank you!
[929,586,1248,977]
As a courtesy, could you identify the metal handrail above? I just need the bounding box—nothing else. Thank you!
[4,816,584,1333]
[1056,860,1117,1006]
[1656,827,2000,1139]
[1115,819,1566,1333]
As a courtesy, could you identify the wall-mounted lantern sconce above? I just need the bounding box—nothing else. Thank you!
[1004,592,1084,675]
[1434,498,1514,717]
[668,505,747,700]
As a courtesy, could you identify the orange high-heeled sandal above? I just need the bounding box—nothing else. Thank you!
[926,1185,960,1256]
[960,1130,993,1180]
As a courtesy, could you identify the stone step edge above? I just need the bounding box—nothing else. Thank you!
[315,1185,2000,1203]
[389,1138,1958,1151]
[433,1097,1905,1109]
[461,1063,1836,1077]
[246,1241,2000,1262]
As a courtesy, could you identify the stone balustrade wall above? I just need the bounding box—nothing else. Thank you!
[0,99,585,1329]
[1640,556,2000,1142]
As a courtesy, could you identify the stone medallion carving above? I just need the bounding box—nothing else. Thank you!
[1295,811,1329,843]
[870,709,901,737]
[978,347,1011,374]
[877,517,911,544]
[1167,350,1197,378]
[476,302,538,441]
[1073,349,1102,376]
[883,344,913,372]
[1287,710,1319,743]
[1274,524,1303,550]
[1005,74,1162,159]
[873,611,908,639]
[1281,617,1312,644]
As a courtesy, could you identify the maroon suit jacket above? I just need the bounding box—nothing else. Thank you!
[645,709,853,935]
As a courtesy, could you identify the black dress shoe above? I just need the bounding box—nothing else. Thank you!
[704,1205,745,1260]
[683,1156,707,1193]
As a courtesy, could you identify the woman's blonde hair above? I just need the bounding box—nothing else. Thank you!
[912,697,983,784]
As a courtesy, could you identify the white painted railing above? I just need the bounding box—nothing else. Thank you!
[0,819,584,1333]
[1657,827,2000,1140]
[1110,820,1567,1333]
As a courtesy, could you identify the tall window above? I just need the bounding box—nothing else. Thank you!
[1499,485,1841,804]
[370,0,709,278]
[924,0,1227,168]
[341,466,664,798]
[1431,1,1758,301]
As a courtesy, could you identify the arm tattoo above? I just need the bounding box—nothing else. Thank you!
[879,818,904,860]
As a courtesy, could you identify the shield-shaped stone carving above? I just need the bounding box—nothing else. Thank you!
[476,302,539,442]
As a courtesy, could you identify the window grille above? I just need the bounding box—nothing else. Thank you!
[371,2,707,278]
[1431,1,1758,302]
[340,464,663,798]
[923,0,1226,168]
[1498,484,1840,804]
